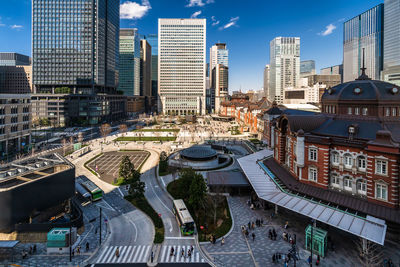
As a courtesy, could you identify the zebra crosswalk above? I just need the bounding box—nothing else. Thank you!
[95,245,205,264]
[158,245,205,263]
[96,245,151,264]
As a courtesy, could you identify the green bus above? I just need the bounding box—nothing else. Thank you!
[173,199,195,236]
[78,178,103,202]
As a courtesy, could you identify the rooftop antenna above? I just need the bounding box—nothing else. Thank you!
[356,48,371,80]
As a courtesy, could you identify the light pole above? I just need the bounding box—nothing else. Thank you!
[99,207,102,245]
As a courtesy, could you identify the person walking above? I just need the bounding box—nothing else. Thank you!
[252,232,255,241]
[170,247,175,257]
[316,255,320,266]
[86,242,90,252]
[221,237,225,246]
[181,247,185,258]
[115,247,120,258]
[272,228,277,240]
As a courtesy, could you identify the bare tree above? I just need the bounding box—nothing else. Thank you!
[209,175,228,225]
[100,123,111,142]
[355,238,384,267]
[119,124,128,136]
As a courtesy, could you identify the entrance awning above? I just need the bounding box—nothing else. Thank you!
[238,150,387,245]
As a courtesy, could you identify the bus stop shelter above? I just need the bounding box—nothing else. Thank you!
[0,240,20,262]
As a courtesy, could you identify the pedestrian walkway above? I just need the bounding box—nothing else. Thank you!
[96,245,151,264]
[158,245,205,263]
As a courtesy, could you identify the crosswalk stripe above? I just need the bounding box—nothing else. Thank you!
[196,252,199,262]
[101,246,114,263]
[122,246,132,263]
[201,258,205,262]
[126,246,138,263]
[176,245,181,262]
[97,246,111,263]
[138,245,147,262]
[105,247,118,263]
[132,245,143,262]
[161,245,167,263]
[143,246,151,262]
[116,246,127,263]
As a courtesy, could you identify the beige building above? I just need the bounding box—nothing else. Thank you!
[140,39,152,98]
[305,74,341,88]
[0,65,32,94]
[212,64,229,114]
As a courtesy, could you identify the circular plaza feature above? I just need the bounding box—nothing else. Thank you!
[179,145,218,161]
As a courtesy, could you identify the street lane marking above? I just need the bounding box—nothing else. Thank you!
[122,246,132,263]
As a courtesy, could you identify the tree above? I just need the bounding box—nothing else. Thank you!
[188,172,207,210]
[100,123,111,141]
[355,238,383,267]
[128,173,145,199]
[209,175,227,225]
[119,156,135,182]
[160,151,168,162]
[119,124,128,136]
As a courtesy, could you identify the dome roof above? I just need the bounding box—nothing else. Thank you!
[180,145,217,161]
[322,79,400,102]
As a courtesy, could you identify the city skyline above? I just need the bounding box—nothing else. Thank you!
[0,0,383,92]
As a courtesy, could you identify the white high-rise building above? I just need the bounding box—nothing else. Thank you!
[269,37,300,104]
[210,43,229,77]
[158,18,206,115]
[263,64,270,99]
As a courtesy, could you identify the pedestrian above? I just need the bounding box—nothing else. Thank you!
[261,218,264,226]
[181,247,185,258]
[33,244,37,254]
[272,253,276,263]
[307,255,312,265]
[190,245,194,253]
[252,232,255,241]
[245,230,249,238]
[316,255,320,266]
[221,237,225,246]
[115,247,120,258]
[151,251,154,262]
[248,221,251,229]
[72,249,75,257]
[272,229,277,240]
[188,249,191,258]
[77,246,80,255]
[170,247,174,257]
[284,221,289,229]
[86,242,90,252]
[268,229,273,240]
[252,222,255,229]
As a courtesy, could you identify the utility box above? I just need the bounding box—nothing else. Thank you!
[47,227,77,254]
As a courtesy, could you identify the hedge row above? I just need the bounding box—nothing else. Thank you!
[114,137,177,142]
[132,129,180,132]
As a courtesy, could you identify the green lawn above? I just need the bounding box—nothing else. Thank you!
[114,136,177,142]
[132,128,180,132]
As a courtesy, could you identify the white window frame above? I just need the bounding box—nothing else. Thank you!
[357,156,366,171]
[308,167,317,182]
[376,183,388,201]
[356,180,367,195]
[385,107,390,116]
[309,147,318,162]
[331,174,340,188]
[347,107,352,115]
[331,152,339,165]
[355,107,360,115]
[343,177,352,191]
[344,154,353,169]
[375,160,388,176]
[362,107,368,115]
[393,108,397,117]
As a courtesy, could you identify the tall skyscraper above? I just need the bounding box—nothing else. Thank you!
[32,0,124,126]
[158,19,206,115]
[382,0,400,86]
[209,43,229,113]
[269,37,300,103]
[119,29,141,96]
[210,43,229,77]
[140,39,152,112]
[300,60,316,77]
[343,4,383,82]
[263,64,270,99]
[145,34,159,99]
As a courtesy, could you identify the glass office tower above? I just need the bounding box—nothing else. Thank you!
[343,4,383,82]
[382,0,400,86]
[119,29,140,96]
[145,34,159,98]
[300,60,316,77]
[32,0,119,93]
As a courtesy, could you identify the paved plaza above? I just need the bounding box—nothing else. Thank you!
[202,196,400,267]
[88,151,150,184]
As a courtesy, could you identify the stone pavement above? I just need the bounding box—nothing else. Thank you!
[201,196,394,267]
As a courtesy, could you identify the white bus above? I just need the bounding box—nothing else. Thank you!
[173,199,195,235]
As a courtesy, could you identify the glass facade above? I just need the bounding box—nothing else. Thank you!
[300,60,316,75]
[118,28,140,96]
[32,0,119,92]
[343,4,383,82]
[145,34,159,98]
[384,0,400,69]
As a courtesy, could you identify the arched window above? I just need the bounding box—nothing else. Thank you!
[356,179,367,195]
[343,176,352,191]
[344,154,353,168]
[357,156,366,171]
[331,152,339,165]
[331,174,340,188]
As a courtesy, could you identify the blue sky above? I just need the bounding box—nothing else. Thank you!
[0,0,382,92]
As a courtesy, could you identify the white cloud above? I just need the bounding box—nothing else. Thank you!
[10,25,23,30]
[211,16,220,26]
[186,0,214,7]
[319,23,336,36]
[219,16,239,30]
[191,11,202,19]
[120,0,151,19]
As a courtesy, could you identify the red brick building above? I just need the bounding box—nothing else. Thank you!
[264,72,400,226]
